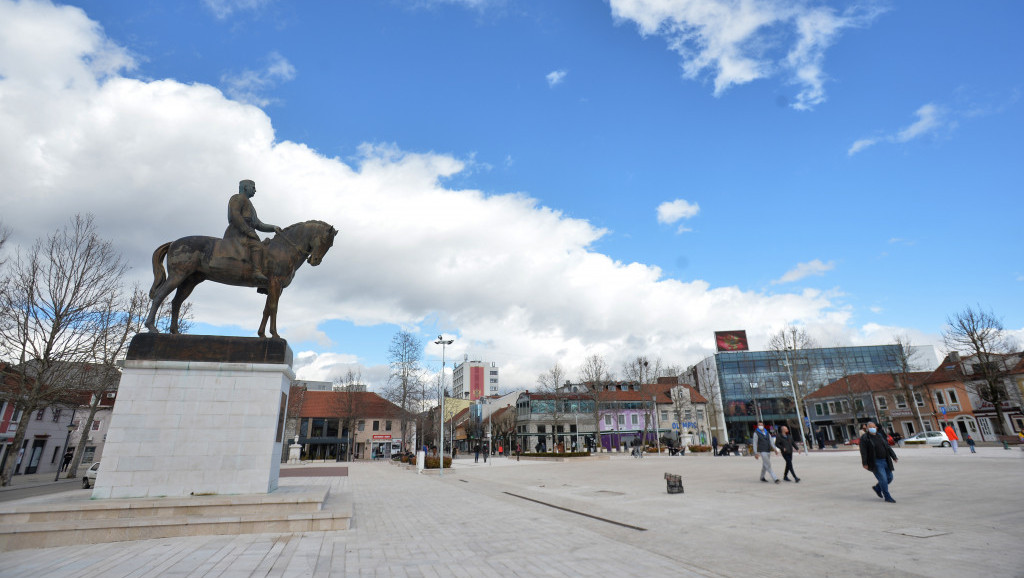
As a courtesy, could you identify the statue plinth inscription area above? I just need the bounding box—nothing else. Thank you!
[93,334,293,499]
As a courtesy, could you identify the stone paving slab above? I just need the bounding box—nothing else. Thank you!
[0,447,1020,577]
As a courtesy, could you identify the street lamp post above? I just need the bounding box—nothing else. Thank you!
[55,415,76,482]
[434,335,453,476]
[652,395,661,454]
[782,347,810,456]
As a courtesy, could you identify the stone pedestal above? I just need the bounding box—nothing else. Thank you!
[92,334,293,499]
[288,442,302,464]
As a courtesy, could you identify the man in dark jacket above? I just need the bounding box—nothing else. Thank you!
[776,426,800,482]
[860,421,898,503]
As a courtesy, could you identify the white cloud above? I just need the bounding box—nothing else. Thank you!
[849,103,947,156]
[608,0,881,110]
[221,51,296,107]
[656,199,699,233]
[847,138,877,156]
[546,70,567,87]
[772,259,835,284]
[0,0,865,388]
[203,0,272,19]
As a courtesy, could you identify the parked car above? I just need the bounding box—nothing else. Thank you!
[82,462,99,488]
[904,431,950,447]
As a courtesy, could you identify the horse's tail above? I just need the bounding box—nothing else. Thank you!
[149,242,171,298]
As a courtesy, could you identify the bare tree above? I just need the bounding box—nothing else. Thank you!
[621,355,662,446]
[63,286,145,479]
[381,331,424,452]
[943,306,1016,436]
[536,362,566,451]
[331,367,363,461]
[578,354,613,384]
[891,333,927,433]
[766,326,817,444]
[0,215,127,486]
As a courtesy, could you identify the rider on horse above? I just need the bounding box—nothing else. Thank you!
[226,179,281,286]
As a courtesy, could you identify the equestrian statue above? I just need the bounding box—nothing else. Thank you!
[144,179,337,338]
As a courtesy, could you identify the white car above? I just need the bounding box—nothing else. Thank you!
[82,462,99,488]
[904,431,950,447]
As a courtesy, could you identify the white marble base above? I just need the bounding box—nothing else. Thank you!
[92,360,293,499]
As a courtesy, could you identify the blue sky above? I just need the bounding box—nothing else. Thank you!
[0,0,1021,388]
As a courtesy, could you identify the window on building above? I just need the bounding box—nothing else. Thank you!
[617,415,625,426]
[876,396,888,410]
[855,399,865,412]
[490,370,498,375]
[841,400,850,413]
[947,390,959,405]
[36,409,45,420]
[696,409,704,421]
[311,419,326,437]
[630,414,639,426]
[914,392,925,407]
[935,391,946,405]
[604,415,612,426]
[661,411,669,421]
[82,446,96,463]
[537,425,546,434]
[385,420,392,431]
[815,403,824,416]
[569,424,577,433]
[895,394,907,409]
[92,419,101,430]
[556,425,564,433]
[828,402,837,414]
[372,420,379,431]
[357,420,365,431]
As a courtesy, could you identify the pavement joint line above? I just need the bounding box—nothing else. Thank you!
[501,491,648,531]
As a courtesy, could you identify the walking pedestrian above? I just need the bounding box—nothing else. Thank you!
[965,434,976,453]
[751,421,780,483]
[712,435,719,456]
[61,450,73,472]
[944,424,959,454]
[860,421,898,503]
[816,429,825,451]
[776,426,801,483]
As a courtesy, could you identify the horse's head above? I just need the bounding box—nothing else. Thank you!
[307,222,338,266]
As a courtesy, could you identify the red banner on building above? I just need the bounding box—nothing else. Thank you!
[372,434,392,440]
[715,330,749,352]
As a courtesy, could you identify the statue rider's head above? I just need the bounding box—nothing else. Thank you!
[238,179,256,198]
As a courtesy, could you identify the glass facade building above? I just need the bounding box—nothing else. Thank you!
[692,345,907,443]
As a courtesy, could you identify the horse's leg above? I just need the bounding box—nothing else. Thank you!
[169,273,205,334]
[268,283,283,339]
[145,273,187,333]
[259,280,283,339]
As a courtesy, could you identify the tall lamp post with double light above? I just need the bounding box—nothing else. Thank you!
[782,345,810,456]
[55,413,76,482]
[434,335,453,476]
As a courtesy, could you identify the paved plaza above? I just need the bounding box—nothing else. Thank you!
[0,446,1021,577]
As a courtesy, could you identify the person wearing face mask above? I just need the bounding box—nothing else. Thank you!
[859,421,899,503]
[752,421,780,483]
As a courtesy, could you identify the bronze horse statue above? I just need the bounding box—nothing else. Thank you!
[145,220,338,338]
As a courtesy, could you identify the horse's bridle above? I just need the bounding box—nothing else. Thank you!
[277,231,313,263]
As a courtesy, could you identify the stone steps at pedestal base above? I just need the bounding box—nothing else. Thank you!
[0,487,352,551]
